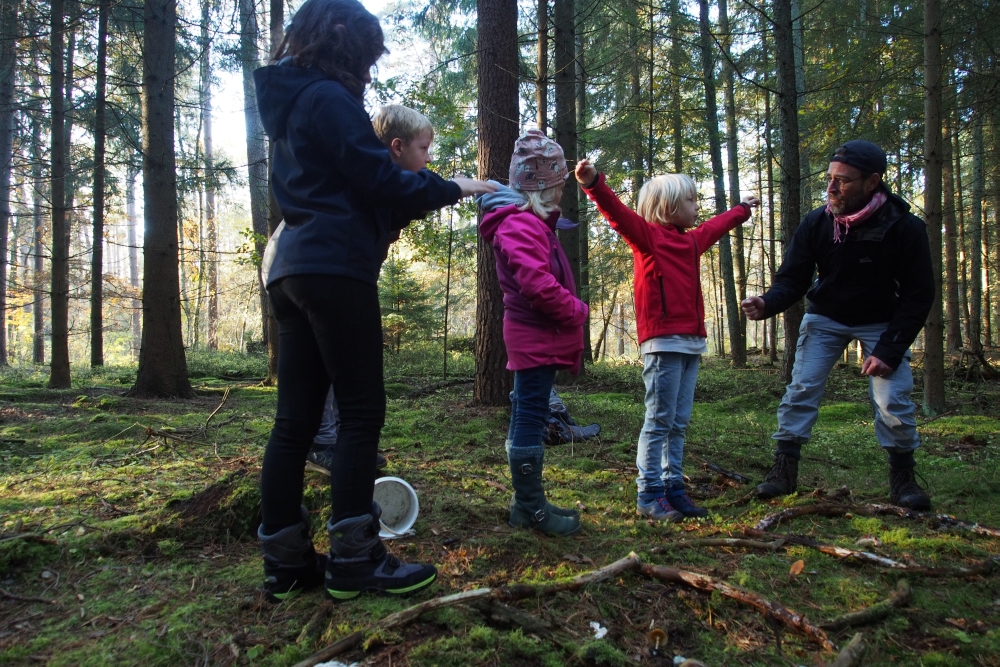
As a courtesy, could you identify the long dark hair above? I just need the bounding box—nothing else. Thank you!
[272,0,387,98]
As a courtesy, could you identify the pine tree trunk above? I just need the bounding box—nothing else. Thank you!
[773,0,803,382]
[942,110,962,353]
[90,0,108,367]
[201,0,218,350]
[719,0,747,326]
[0,0,20,366]
[474,0,517,406]
[239,0,270,347]
[968,116,984,354]
[669,0,683,173]
[30,93,44,365]
[48,0,71,388]
[132,0,192,397]
[699,0,744,366]
[126,164,141,356]
[922,0,945,413]
[537,0,548,132]
[265,0,283,382]
[762,18,778,364]
[577,27,591,363]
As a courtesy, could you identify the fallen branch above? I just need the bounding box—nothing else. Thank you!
[0,587,59,605]
[744,529,907,569]
[829,632,866,667]
[652,537,786,553]
[693,456,752,485]
[203,387,231,431]
[754,504,856,531]
[405,377,473,399]
[755,503,1000,539]
[497,552,643,602]
[142,426,215,449]
[821,581,911,632]
[638,562,835,651]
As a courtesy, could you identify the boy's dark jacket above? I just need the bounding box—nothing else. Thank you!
[253,64,460,287]
[761,192,933,370]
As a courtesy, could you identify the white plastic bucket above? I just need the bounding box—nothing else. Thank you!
[372,476,419,539]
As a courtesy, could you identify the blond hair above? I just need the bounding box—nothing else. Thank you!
[372,104,433,147]
[636,174,697,225]
[519,184,562,219]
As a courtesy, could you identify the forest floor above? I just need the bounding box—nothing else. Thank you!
[1,348,999,667]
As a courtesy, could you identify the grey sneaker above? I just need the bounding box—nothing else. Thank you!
[306,444,386,475]
[636,496,683,523]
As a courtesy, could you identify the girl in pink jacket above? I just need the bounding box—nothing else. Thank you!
[477,130,587,536]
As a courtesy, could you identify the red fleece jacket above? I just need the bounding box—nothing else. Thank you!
[582,174,751,343]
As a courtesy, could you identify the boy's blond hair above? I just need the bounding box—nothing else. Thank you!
[519,184,562,219]
[372,104,433,147]
[636,174,697,225]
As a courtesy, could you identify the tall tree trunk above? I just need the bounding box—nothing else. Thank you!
[537,0,548,132]
[474,0,517,406]
[699,0,744,366]
[954,122,971,346]
[762,20,778,363]
[942,109,962,353]
[0,0,20,366]
[669,0,683,173]
[133,0,192,397]
[922,0,945,413]
[968,114,985,354]
[90,0,109,367]
[791,0,811,213]
[719,0,747,321]
[554,0,580,375]
[30,92,44,365]
[773,0,803,382]
[265,0,283,381]
[239,0,270,346]
[201,0,218,350]
[126,164,141,356]
[48,0,71,388]
[577,26,591,363]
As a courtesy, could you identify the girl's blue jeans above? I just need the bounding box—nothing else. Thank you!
[507,366,558,458]
[636,352,700,497]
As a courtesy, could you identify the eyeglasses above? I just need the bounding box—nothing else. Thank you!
[825,174,865,189]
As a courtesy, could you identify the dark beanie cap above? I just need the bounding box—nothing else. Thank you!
[830,140,887,176]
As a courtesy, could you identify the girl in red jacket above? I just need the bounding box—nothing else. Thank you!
[576,159,759,522]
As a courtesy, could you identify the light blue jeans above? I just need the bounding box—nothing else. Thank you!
[774,313,919,452]
[313,386,339,446]
[636,352,700,496]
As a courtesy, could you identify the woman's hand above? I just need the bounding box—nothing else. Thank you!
[741,194,761,208]
[453,177,498,198]
[575,159,598,186]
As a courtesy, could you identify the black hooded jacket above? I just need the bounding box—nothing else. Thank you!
[760,191,934,370]
[253,63,460,287]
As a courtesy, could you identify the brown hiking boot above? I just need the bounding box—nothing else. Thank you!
[889,466,931,510]
[756,453,799,499]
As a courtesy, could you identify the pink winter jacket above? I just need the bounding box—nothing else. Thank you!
[479,204,588,373]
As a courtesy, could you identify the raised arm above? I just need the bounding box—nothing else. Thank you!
[577,166,656,254]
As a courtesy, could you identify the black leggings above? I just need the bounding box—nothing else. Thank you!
[261,274,385,532]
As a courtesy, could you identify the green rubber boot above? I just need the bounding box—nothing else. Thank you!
[508,453,581,536]
[505,440,578,518]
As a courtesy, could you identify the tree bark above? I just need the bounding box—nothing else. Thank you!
[48,0,71,388]
[699,0,744,366]
[132,0,192,398]
[968,114,984,354]
[555,0,580,377]
[90,0,109,367]
[239,0,270,347]
[668,0,683,173]
[942,110,962,353]
[30,83,44,365]
[0,0,20,365]
[762,18,778,363]
[922,0,945,413]
[536,0,548,132]
[773,0,803,382]
[576,26,591,363]
[126,164,141,357]
[201,0,218,350]
[265,0,284,381]
[474,0,517,406]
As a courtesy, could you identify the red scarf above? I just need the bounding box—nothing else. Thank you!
[827,190,887,243]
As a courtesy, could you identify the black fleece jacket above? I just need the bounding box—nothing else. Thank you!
[253,63,460,287]
[761,192,934,370]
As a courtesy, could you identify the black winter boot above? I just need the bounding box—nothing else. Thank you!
[756,451,799,500]
[258,506,327,602]
[508,453,581,536]
[889,466,931,510]
[325,502,436,601]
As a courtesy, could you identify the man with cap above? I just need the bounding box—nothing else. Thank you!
[741,140,935,509]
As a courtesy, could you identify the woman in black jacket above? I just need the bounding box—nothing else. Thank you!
[253,0,493,602]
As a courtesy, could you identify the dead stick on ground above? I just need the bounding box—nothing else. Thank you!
[744,529,907,569]
[821,581,911,632]
[204,387,231,431]
[638,562,835,651]
[755,503,1000,539]
[141,426,215,449]
[0,587,59,605]
[652,537,786,553]
[829,632,866,667]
